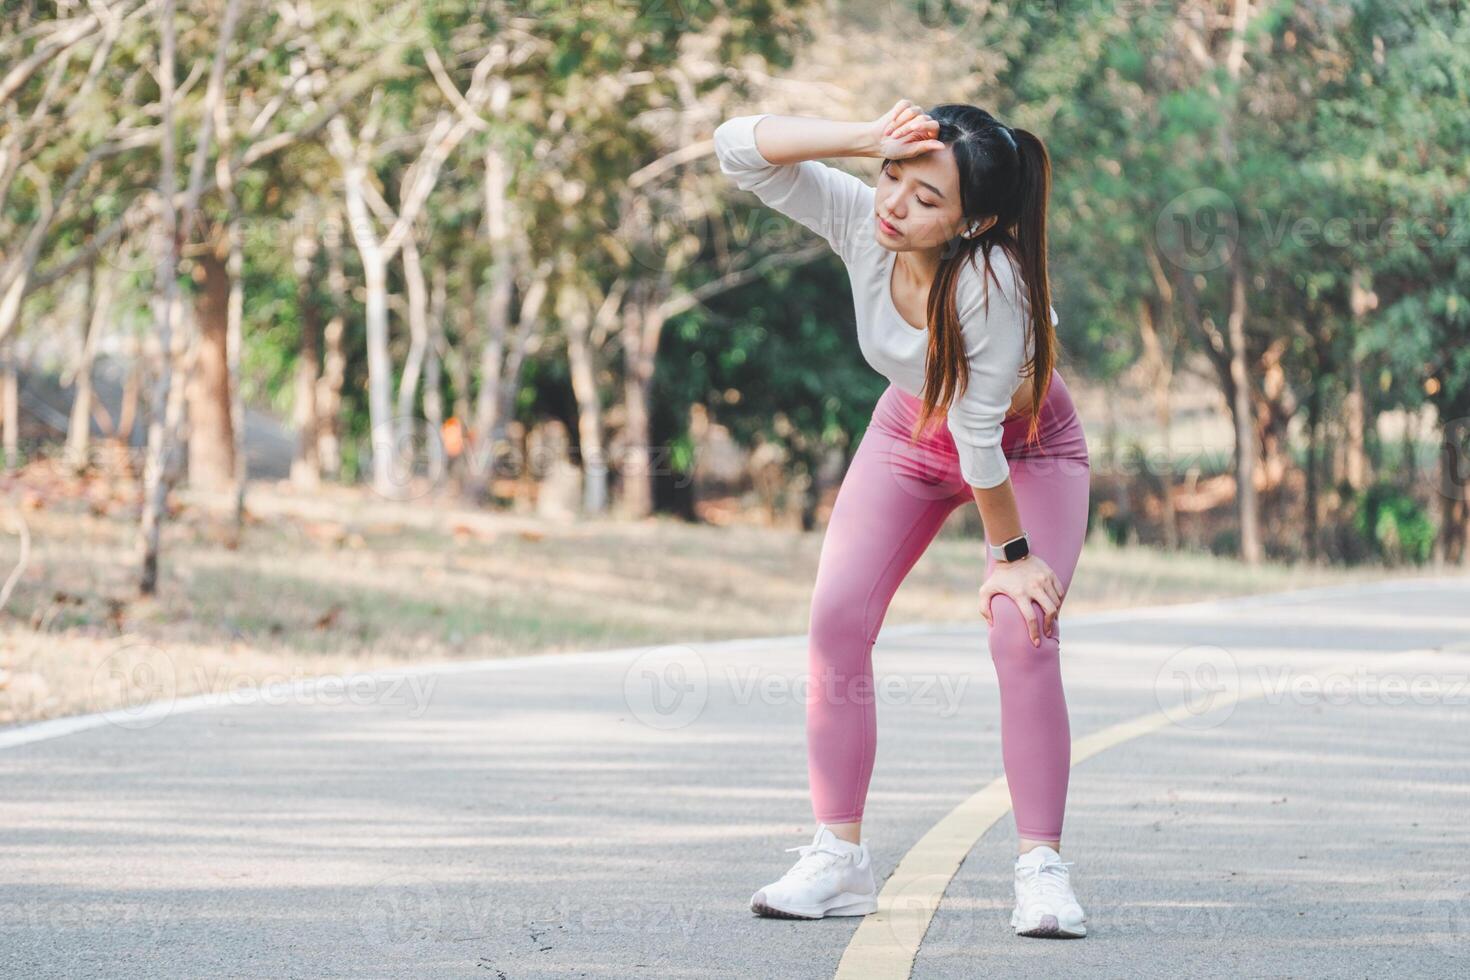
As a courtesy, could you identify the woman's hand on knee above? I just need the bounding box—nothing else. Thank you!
[977,555,1065,647]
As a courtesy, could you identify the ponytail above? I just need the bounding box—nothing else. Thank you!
[1008,126,1055,451]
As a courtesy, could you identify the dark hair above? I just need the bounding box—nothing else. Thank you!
[884,103,1056,457]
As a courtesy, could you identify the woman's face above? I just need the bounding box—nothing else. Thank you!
[874,146,993,251]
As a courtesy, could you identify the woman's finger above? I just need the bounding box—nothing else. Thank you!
[912,116,938,138]
[893,116,935,141]
[889,139,944,160]
[1019,599,1041,647]
[884,102,917,135]
[1034,592,1059,639]
[976,583,996,626]
[1039,576,1062,612]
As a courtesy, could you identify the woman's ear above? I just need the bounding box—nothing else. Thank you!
[962,216,996,238]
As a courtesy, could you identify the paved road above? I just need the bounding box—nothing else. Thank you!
[2,577,1468,978]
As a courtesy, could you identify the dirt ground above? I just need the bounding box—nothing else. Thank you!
[0,459,1420,727]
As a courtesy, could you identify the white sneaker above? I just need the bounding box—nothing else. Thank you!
[749,823,879,919]
[1010,845,1086,938]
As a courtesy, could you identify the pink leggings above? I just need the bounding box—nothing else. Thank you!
[805,368,1091,840]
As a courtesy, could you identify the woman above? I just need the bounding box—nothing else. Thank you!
[711,99,1091,938]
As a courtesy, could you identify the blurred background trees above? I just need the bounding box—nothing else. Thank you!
[2,0,1466,595]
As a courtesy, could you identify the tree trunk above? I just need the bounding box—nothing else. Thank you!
[291,213,322,489]
[225,209,247,534]
[424,266,447,487]
[1436,402,1470,565]
[396,235,431,484]
[147,0,243,565]
[448,272,474,429]
[139,0,180,596]
[1138,296,1178,550]
[466,140,514,503]
[619,289,662,519]
[362,253,397,498]
[186,235,236,492]
[326,72,494,494]
[0,337,17,470]
[117,331,141,445]
[65,263,109,474]
[1255,337,1294,494]
[1343,269,1377,493]
[495,283,540,454]
[1440,431,1468,566]
[1305,370,1322,562]
[1342,356,1368,492]
[337,152,400,500]
[1226,259,1261,563]
[1400,413,1418,486]
[562,281,609,515]
[318,210,347,480]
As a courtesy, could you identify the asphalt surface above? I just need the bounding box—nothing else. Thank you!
[2,576,1467,978]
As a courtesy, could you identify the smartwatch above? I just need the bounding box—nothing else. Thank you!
[990,530,1030,563]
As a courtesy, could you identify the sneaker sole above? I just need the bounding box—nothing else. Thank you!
[1010,909,1086,938]
[751,893,878,919]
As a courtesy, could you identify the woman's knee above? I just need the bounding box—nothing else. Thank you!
[986,592,1060,670]
[809,585,874,653]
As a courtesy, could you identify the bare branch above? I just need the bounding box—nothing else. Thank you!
[658,242,830,320]
[177,0,246,244]
[0,12,102,107]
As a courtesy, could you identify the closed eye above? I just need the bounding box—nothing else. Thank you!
[881,162,938,209]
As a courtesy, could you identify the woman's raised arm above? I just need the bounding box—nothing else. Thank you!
[726,112,885,166]
[711,113,880,264]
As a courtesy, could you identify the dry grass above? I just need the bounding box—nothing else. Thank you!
[0,477,1420,727]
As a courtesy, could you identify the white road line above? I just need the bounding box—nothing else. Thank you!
[1,574,1461,752]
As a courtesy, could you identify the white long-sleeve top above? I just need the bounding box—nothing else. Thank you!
[712,112,1051,489]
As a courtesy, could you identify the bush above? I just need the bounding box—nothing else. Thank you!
[1352,483,1435,566]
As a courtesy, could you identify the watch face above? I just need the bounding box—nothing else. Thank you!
[1005,537,1029,561]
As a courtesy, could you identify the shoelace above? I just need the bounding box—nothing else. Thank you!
[781,841,853,882]
[1018,857,1076,902]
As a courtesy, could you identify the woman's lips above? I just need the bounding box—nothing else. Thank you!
[877,216,900,237]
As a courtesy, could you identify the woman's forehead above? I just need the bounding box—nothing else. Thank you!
[890,147,960,197]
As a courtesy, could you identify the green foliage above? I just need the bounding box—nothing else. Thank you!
[660,249,885,466]
[1352,481,1435,565]
[4,0,1468,553]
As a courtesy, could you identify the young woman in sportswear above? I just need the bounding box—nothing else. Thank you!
[711,99,1091,938]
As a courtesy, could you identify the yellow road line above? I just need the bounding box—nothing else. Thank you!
[834,637,1464,977]
[834,684,1285,977]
